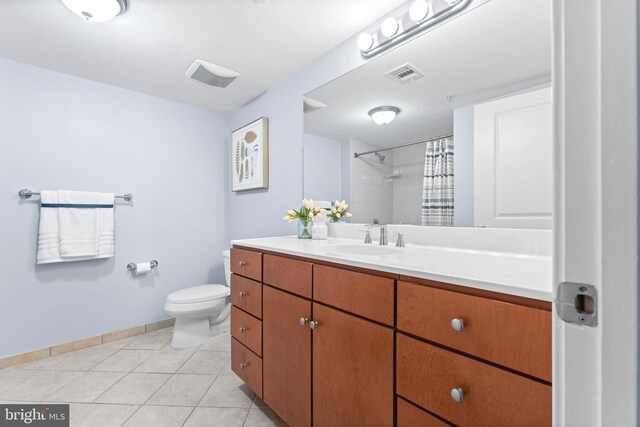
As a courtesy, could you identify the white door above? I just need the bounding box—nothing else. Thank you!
[553,0,637,426]
[474,87,553,229]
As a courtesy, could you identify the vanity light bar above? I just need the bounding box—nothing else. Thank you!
[359,0,472,58]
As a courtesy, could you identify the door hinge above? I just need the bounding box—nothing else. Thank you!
[554,282,597,327]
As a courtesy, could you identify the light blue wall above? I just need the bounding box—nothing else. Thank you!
[303,133,343,202]
[453,105,475,227]
[0,58,229,358]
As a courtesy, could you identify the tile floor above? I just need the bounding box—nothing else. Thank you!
[0,327,286,427]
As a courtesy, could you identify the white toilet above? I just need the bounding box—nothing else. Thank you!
[164,250,232,348]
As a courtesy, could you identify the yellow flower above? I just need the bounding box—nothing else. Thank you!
[315,211,323,218]
[331,208,337,213]
[336,212,341,218]
[346,212,352,218]
[303,198,314,210]
[287,210,296,215]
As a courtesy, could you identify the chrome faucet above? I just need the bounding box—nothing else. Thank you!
[396,232,406,248]
[378,227,387,246]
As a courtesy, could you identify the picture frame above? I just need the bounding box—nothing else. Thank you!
[231,117,269,191]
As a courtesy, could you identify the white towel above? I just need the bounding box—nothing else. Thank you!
[37,190,115,264]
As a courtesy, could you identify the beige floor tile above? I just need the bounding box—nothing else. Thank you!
[123,405,193,427]
[199,374,255,408]
[0,370,83,401]
[96,336,139,350]
[133,348,194,374]
[177,351,228,375]
[50,348,118,371]
[71,403,139,427]
[95,373,170,405]
[0,369,39,393]
[125,333,172,350]
[92,350,155,372]
[199,335,231,353]
[183,407,248,427]
[44,371,126,403]
[146,374,215,406]
[243,407,287,427]
[220,358,234,376]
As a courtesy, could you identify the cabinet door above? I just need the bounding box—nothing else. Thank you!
[312,303,393,427]
[263,286,311,427]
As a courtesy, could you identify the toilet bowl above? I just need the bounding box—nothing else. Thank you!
[164,250,231,348]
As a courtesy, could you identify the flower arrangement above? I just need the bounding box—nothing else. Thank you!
[327,200,352,223]
[283,199,325,238]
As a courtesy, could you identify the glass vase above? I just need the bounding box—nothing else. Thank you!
[297,220,312,239]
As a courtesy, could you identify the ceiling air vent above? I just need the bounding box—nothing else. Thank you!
[186,59,241,88]
[385,63,424,85]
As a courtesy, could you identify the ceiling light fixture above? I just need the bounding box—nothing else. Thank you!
[409,0,433,23]
[368,106,401,125]
[358,0,473,58]
[60,0,128,22]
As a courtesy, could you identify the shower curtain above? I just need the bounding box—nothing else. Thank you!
[421,136,454,226]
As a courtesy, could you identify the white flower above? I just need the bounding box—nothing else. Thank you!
[303,198,314,210]
[336,212,341,218]
[287,210,296,215]
[346,212,352,218]
[315,211,324,218]
[331,207,337,214]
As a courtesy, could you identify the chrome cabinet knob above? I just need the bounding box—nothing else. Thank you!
[238,261,246,267]
[239,327,247,333]
[239,362,248,369]
[450,387,465,403]
[239,291,247,298]
[299,317,309,326]
[451,318,465,332]
[309,321,319,330]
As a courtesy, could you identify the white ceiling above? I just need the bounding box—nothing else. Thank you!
[0,0,407,112]
[304,0,552,147]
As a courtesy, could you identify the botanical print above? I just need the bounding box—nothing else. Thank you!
[232,117,269,191]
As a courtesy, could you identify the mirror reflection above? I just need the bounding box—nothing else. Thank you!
[303,0,552,229]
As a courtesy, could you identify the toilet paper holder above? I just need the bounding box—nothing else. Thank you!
[127,260,158,272]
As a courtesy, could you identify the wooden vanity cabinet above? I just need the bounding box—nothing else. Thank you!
[231,246,552,427]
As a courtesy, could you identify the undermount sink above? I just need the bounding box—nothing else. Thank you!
[315,244,401,256]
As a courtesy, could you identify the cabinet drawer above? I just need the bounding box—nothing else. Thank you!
[231,306,262,356]
[397,398,451,427]
[313,265,394,326]
[397,281,551,381]
[231,338,262,398]
[263,254,313,298]
[231,248,262,281]
[397,334,551,427]
[230,274,262,319]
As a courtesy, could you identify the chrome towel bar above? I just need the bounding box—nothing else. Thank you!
[19,189,133,201]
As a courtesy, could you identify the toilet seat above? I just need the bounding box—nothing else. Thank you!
[166,284,229,304]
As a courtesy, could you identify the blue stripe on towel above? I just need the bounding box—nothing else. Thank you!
[41,203,114,209]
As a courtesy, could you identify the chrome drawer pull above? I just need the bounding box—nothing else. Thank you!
[309,320,320,330]
[238,261,246,267]
[450,387,465,403]
[240,362,248,369]
[299,317,309,326]
[239,327,247,333]
[451,318,465,332]
[239,291,247,298]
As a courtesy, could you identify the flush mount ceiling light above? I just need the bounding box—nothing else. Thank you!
[60,0,128,22]
[358,0,472,58]
[369,106,401,125]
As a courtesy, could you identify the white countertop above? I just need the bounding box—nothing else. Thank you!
[231,236,553,302]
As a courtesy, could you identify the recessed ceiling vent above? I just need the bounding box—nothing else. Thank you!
[385,63,424,85]
[186,59,241,88]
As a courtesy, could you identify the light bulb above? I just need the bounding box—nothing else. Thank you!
[409,0,432,23]
[381,17,400,38]
[357,33,374,51]
[60,0,127,22]
[369,106,400,125]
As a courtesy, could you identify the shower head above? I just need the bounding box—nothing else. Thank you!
[375,152,386,162]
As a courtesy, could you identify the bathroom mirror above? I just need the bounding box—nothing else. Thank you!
[302,0,552,229]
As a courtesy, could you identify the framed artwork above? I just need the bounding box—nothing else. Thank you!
[232,117,269,191]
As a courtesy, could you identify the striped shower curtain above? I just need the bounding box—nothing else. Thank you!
[421,136,454,226]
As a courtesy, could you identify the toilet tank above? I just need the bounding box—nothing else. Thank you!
[223,249,231,286]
